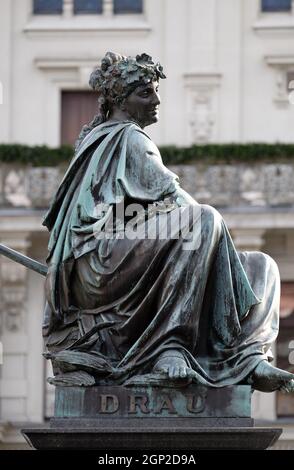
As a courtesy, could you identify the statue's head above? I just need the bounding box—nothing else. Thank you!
[75,52,166,151]
[89,51,166,128]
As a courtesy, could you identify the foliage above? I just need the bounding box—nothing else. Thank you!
[0,144,73,167]
[160,143,294,165]
[1,143,294,167]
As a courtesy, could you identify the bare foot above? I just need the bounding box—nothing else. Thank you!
[247,360,294,393]
[153,349,197,380]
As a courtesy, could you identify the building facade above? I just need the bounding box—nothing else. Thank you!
[0,0,294,449]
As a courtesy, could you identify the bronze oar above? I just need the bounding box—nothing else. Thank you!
[0,243,47,276]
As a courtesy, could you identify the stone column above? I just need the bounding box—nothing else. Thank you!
[0,234,44,423]
[0,235,30,422]
[231,228,266,252]
[63,0,74,18]
[251,342,277,422]
[0,0,12,142]
[103,0,113,17]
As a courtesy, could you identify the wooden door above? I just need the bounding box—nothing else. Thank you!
[61,91,98,146]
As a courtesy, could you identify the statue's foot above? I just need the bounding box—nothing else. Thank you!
[47,370,96,387]
[247,360,294,393]
[152,349,197,381]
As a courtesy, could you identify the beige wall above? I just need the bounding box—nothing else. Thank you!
[0,0,294,147]
[0,0,294,449]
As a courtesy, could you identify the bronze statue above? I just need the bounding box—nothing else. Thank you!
[41,52,294,393]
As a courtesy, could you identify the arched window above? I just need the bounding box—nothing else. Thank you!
[33,0,63,14]
[113,0,143,14]
[261,0,292,11]
[74,0,103,14]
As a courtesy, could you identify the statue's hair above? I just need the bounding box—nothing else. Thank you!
[74,51,166,152]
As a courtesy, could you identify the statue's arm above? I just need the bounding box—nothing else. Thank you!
[125,128,199,206]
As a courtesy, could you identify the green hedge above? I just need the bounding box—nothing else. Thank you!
[1,143,294,166]
[0,144,73,167]
[160,143,294,165]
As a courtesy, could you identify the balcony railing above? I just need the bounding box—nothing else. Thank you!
[0,161,293,209]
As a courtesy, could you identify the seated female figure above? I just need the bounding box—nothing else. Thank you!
[43,52,294,394]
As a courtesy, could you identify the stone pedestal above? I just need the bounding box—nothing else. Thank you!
[22,385,282,450]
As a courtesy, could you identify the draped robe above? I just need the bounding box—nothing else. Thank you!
[43,121,280,386]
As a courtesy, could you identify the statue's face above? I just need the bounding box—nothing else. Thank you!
[122,80,160,128]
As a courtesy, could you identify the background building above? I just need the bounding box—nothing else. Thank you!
[0,0,294,449]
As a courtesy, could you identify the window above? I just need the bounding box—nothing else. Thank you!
[33,0,63,14]
[113,0,143,14]
[74,0,103,14]
[261,0,292,12]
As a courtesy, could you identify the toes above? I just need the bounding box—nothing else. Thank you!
[280,378,294,394]
[180,366,187,378]
[187,369,198,379]
[170,366,197,380]
[153,355,197,382]
[173,366,187,379]
[169,366,179,379]
[162,366,169,376]
[154,364,169,376]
